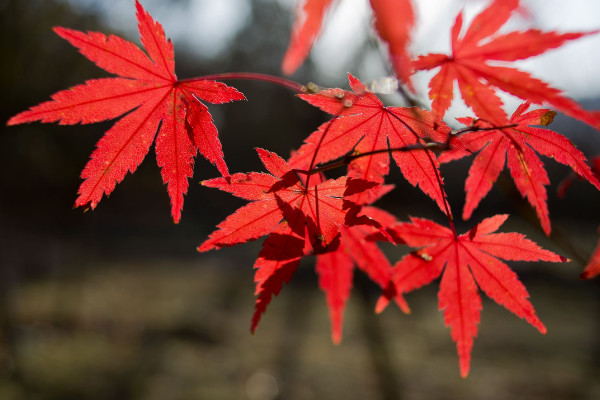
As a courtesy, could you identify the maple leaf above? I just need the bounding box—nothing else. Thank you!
[369,0,415,90]
[7,0,245,223]
[282,0,415,87]
[198,148,378,331]
[381,214,566,377]
[282,0,335,76]
[251,222,306,333]
[439,102,600,235]
[412,0,600,128]
[316,204,409,344]
[290,74,452,210]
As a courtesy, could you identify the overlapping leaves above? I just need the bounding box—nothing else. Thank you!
[440,102,600,234]
[198,148,390,332]
[316,199,409,343]
[413,0,600,128]
[8,0,600,379]
[291,74,451,209]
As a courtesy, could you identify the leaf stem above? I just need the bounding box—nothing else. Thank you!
[296,119,523,236]
[301,121,522,177]
[453,123,518,137]
[294,141,457,235]
[305,117,339,189]
[186,72,305,93]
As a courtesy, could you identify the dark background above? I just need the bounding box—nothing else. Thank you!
[1,0,599,399]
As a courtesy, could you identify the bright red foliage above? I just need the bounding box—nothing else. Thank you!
[282,0,415,87]
[412,0,600,128]
[369,0,415,89]
[7,0,245,223]
[282,0,335,75]
[291,74,452,209]
[382,214,566,377]
[198,148,380,331]
[316,205,409,344]
[440,102,600,235]
[8,0,600,379]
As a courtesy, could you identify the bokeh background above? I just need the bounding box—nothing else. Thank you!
[1,0,600,399]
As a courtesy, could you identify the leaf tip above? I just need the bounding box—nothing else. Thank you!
[332,333,342,346]
[375,296,389,314]
[74,201,91,213]
[401,304,411,315]
[197,241,213,253]
[171,208,182,224]
[459,358,471,378]
[281,53,299,77]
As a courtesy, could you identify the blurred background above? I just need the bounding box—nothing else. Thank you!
[1,0,600,399]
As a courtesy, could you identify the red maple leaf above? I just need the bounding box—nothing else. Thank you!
[440,102,600,235]
[412,0,600,128]
[282,0,335,76]
[197,148,378,331]
[282,0,415,87]
[381,214,566,377]
[369,0,415,90]
[7,0,245,223]
[316,204,409,344]
[290,74,451,210]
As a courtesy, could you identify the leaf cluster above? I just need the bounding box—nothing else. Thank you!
[8,0,600,377]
